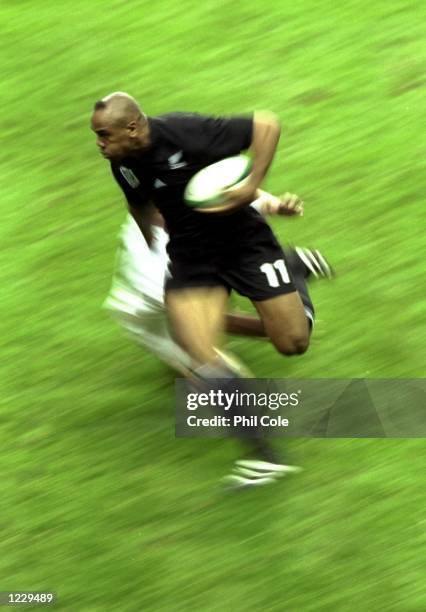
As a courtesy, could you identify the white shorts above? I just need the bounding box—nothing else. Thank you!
[104,216,193,374]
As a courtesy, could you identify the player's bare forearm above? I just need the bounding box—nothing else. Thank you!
[129,205,154,246]
[248,111,281,189]
[225,312,266,337]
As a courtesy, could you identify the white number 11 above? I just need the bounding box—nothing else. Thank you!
[260,259,291,287]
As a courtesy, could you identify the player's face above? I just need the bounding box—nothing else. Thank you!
[91,110,140,161]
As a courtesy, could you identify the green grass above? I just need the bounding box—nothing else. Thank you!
[1,1,425,610]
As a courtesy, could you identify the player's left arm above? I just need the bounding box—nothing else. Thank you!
[224,111,281,208]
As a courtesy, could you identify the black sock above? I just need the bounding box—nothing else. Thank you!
[284,248,315,327]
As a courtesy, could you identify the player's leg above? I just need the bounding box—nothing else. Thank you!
[106,300,194,375]
[166,269,287,481]
[223,239,313,355]
[252,244,335,352]
[253,291,310,355]
[219,242,313,488]
[165,285,229,365]
[225,246,333,337]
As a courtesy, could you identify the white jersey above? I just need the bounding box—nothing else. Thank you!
[104,215,192,373]
[106,216,169,315]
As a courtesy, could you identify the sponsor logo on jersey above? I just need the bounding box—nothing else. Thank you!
[119,166,140,188]
[154,178,167,189]
[168,150,187,169]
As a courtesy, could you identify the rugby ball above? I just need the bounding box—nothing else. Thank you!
[184,154,252,209]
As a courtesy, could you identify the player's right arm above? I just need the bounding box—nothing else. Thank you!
[128,202,156,246]
[111,164,156,246]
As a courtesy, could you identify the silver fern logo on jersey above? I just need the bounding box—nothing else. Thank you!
[168,150,187,169]
[119,166,140,188]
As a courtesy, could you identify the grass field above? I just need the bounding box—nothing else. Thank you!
[1,1,425,610]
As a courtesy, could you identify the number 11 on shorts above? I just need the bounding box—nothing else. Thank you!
[260,259,290,287]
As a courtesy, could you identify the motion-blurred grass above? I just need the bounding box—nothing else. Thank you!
[1,1,425,610]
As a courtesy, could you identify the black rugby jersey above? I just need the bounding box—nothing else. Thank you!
[111,112,275,259]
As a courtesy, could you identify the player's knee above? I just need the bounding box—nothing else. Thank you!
[274,333,309,356]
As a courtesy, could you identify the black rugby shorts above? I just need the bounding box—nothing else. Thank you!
[165,239,298,302]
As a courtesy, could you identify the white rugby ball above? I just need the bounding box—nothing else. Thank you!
[184,154,252,209]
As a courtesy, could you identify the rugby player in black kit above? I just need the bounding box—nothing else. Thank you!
[91,92,331,488]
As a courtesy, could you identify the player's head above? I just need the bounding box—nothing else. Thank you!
[91,92,150,161]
